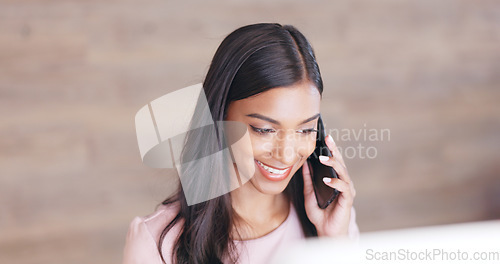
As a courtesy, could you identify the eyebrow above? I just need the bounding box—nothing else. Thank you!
[246,113,320,126]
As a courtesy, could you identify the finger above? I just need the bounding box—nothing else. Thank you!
[325,135,346,167]
[326,135,346,167]
[322,177,350,193]
[301,161,315,199]
[322,178,354,206]
[325,135,353,184]
[318,155,349,183]
[319,155,356,197]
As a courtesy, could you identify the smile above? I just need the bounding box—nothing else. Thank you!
[255,160,293,181]
[256,160,290,174]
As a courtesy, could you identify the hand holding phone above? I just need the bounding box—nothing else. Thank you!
[307,115,339,209]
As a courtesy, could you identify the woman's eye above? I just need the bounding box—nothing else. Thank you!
[250,125,276,135]
[297,129,318,135]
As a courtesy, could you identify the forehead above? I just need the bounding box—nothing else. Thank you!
[227,82,321,123]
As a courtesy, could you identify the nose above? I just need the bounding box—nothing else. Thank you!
[271,130,299,167]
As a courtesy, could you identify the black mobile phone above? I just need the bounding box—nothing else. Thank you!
[306,115,339,209]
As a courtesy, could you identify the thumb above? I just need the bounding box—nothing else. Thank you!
[301,160,316,205]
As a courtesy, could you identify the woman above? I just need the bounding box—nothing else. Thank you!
[123,23,358,264]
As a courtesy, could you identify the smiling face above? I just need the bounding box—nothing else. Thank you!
[225,80,321,195]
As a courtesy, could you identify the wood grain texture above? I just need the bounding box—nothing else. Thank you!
[1,0,499,263]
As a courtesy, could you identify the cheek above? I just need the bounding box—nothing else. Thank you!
[250,135,316,160]
[297,140,316,159]
[250,136,273,158]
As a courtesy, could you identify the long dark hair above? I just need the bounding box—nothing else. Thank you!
[158,23,324,264]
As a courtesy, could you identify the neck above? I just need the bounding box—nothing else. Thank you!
[232,184,286,218]
[230,181,290,239]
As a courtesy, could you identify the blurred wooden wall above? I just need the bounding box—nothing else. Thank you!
[1,0,499,263]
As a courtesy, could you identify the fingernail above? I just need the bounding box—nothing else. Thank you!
[319,155,329,162]
[323,177,331,183]
[327,134,334,143]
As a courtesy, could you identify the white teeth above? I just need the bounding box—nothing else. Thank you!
[257,160,288,174]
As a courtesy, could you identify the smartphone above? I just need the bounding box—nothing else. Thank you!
[306,115,339,209]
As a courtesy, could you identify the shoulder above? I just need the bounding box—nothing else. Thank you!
[142,202,182,243]
[122,202,183,264]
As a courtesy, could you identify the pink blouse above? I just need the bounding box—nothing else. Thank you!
[122,202,359,264]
